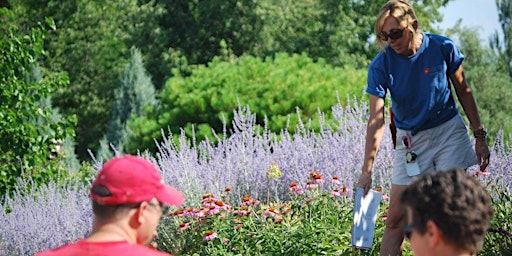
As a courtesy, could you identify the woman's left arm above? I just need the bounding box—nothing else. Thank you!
[450,65,490,171]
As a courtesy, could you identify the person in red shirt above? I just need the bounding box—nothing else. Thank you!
[36,155,185,256]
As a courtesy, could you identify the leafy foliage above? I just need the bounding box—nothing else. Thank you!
[491,0,512,77]
[126,53,367,154]
[3,0,454,161]
[136,0,452,85]
[7,0,153,160]
[445,22,512,142]
[131,0,264,88]
[482,187,512,255]
[158,176,386,255]
[0,10,76,198]
[43,1,135,160]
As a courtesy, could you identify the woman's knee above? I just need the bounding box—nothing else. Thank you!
[385,185,408,229]
[385,209,405,229]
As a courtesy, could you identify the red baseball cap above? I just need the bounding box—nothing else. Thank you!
[90,155,185,206]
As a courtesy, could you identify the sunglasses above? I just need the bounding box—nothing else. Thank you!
[378,28,406,41]
[403,223,414,240]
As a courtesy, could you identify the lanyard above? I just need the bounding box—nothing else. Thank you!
[402,133,412,149]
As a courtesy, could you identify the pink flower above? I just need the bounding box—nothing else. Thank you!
[241,194,260,206]
[234,208,251,216]
[306,181,318,190]
[289,182,304,195]
[194,209,207,218]
[331,176,341,184]
[309,170,324,184]
[201,194,215,205]
[208,205,220,215]
[331,189,342,197]
[203,230,218,241]
[179,222,188,231]
[171,209,185,217]
[274,215,283,223]
[340,186,351,197]
[312,177,324,184]
[289,182,299,191]
[280,205,292,214]
[214,199,231,210]
[264,208,278,218]
[184,208,195,217]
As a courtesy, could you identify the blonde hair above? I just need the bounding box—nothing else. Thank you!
[375,0,420,49]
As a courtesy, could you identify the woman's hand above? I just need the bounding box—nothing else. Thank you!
[475,138,490,171]
[356,172,373,196]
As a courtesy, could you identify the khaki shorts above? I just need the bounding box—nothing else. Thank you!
[392,114,477,185]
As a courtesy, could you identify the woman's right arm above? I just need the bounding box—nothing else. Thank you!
[356,95,386,195]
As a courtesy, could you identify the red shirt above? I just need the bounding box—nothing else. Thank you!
[35,240,173,256]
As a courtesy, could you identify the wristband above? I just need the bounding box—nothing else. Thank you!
[473,128,487,139]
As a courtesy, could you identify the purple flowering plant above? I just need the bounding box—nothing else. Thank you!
[1,99,511,255]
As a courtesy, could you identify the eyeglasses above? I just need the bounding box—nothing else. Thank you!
[129,201,171,216]
[378,28,406,41]
[403,223,415,240]
[148,201,171,216]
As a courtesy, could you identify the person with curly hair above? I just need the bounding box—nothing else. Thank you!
[400,168,493,255]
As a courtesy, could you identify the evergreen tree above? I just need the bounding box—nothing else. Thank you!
[97,47,157,158]
[491,0,512,77]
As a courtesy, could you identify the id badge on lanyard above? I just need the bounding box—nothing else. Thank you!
[402,133,420,176]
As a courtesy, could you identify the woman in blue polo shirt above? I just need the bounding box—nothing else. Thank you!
[355,1,490,255]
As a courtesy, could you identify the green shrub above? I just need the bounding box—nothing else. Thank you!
[127,53,366,153]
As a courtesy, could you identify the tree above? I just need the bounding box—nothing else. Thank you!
[250,0,451,69]
[7,0,153,160]
[491,0,512,77]
[0,10,76,198]
[131,0,264,89]
[97,47,157,159]
[5,0,455,161]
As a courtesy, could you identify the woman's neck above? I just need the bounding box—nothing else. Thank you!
[408,32,423,56]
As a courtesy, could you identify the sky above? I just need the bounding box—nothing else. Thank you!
[436,0,501,42]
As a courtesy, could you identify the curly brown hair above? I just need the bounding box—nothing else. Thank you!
[400,168,493,254]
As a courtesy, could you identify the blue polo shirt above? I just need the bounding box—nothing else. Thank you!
[366,33,464,135]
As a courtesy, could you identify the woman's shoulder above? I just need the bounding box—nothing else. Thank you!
[424,33,456,46]
[370,50,388,66]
